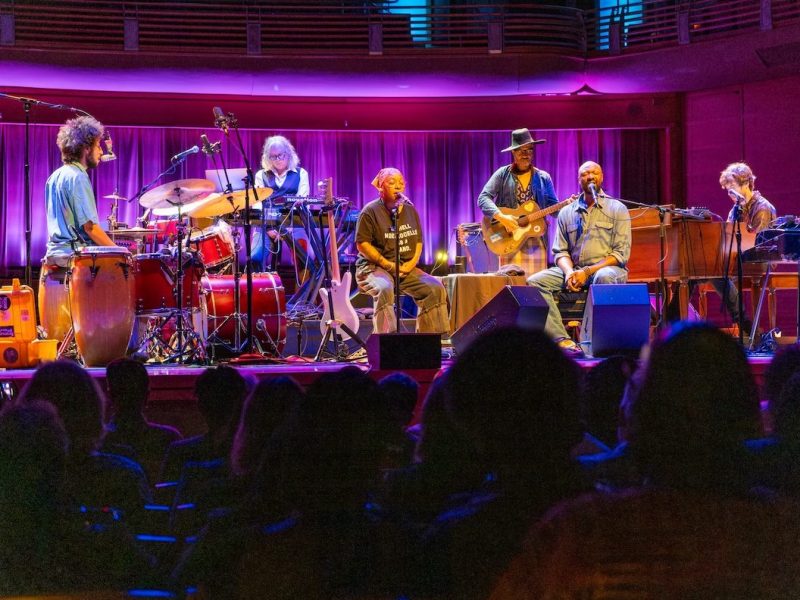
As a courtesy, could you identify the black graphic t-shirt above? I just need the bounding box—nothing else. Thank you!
[356,198,423,268]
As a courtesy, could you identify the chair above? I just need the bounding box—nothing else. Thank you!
[556,290,588,342]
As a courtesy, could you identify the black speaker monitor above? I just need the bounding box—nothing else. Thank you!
[580,283,650,358]
[366,333,442,370]
[451,286,548,355]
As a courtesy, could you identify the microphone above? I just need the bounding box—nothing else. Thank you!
[213,106,228,133]
[396,192,411,204]
[728,188,745,204]
[170,145,200,162]
[100,132,116,162]
[587,182,599,201]
[200,134,220,155]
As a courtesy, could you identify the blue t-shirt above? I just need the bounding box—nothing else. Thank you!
[44,162,100,261]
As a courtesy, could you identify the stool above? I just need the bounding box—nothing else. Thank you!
[556,290,588,342]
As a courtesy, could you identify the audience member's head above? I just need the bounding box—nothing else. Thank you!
[194,365,247,437]
[771,370,800,441]
[283,367,392,511]
[18,360,106,454]
[630,323,760,490]
[231,376,304,478]
[105,358,149,418]
[764,344,800,405]
[414,371,479,471]
[0,401,68,526]
[582,355,637,448]
[378,372,419,428]
[446,327,583,486]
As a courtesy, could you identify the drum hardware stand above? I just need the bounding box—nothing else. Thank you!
[156,191,206,364]
[313,202,367,362]
[213,107,269,359]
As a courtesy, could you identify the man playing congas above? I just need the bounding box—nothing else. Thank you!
[39,116,120,344]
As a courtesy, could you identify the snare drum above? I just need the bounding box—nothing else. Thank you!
[190,225,234,270]
[67,247,135,367]
[133,252,202,314]
[201,272,286,352]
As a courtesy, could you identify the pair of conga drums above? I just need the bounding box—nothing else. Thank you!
[39,246,287,365]
[39,247,136,367]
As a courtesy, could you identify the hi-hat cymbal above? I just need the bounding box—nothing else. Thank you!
[139,179,216,210]
[103,192,128,201]
[188,188,273,218]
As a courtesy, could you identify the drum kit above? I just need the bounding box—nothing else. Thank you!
[40,179,288,366]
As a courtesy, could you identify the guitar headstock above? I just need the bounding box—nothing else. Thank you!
[319,177,333,206]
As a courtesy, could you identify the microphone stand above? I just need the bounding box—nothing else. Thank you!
[731,199,746,346]
[0,92,91,288]
[610,195,680,330]
[392,204,402,332]
[215,109,261,358]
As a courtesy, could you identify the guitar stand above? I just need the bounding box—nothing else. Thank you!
[312,201,367,362]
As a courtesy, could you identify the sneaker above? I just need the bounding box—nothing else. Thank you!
[556,337,585,358]
[346,347,368,362]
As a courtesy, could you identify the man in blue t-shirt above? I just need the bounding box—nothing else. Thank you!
[43,115,116,267]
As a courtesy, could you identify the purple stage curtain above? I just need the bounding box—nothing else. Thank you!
[0,124,658,272]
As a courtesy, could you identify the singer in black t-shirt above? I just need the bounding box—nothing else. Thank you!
[355,168,449,335]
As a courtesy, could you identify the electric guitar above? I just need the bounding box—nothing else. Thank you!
[481,196,578,257]
[318,178,360,341]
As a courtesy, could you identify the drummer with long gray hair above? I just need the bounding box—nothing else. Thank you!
[252,135,309,271]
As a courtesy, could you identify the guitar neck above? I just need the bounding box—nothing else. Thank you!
[323,177,341,281]
[527,197,574,221]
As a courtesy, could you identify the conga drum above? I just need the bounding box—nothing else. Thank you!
[38,263,72,342]
[68,247,136,366]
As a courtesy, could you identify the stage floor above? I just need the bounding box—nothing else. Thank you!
[0,352,775,432]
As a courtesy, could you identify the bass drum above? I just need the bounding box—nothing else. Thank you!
[201,273,286,354]
[68,247,136,367]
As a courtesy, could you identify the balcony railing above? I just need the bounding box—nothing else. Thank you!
[0,0,798,56]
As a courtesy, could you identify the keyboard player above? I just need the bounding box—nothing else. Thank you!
[252,135,310,271]
[670,162,776,331]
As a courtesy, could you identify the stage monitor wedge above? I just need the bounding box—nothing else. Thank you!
[451,286,548,355]
[580,283,650,358]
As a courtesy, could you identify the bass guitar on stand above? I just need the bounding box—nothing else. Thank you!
[315,178,366,361]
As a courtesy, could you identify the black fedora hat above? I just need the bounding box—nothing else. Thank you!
[502,128,547,152]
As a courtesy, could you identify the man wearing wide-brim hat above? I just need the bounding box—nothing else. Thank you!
[477,128,557,275]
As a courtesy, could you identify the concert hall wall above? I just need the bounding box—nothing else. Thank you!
[0,124,662,272]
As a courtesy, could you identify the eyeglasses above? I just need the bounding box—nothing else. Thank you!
[513,148,534,155]
[269,153,288,161]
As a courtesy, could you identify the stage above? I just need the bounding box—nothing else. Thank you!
[0,351,776,438]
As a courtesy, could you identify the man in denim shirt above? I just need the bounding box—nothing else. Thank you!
[477,128,557,275]
[528,161,631,356]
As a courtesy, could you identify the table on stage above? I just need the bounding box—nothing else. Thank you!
[440,273,527,333]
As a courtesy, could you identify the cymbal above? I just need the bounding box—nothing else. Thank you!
[139,179,216,210]
[108,227,160,238]
[188,188,273,218]
[103,192,128,201]
[151,196,210,218]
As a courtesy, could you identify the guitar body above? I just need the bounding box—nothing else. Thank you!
[481,202,547,257]
[481,196,579,257]
[319,271,360,341]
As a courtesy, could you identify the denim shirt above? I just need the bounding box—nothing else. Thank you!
[477,165,557,218]
[552,192,631,269]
